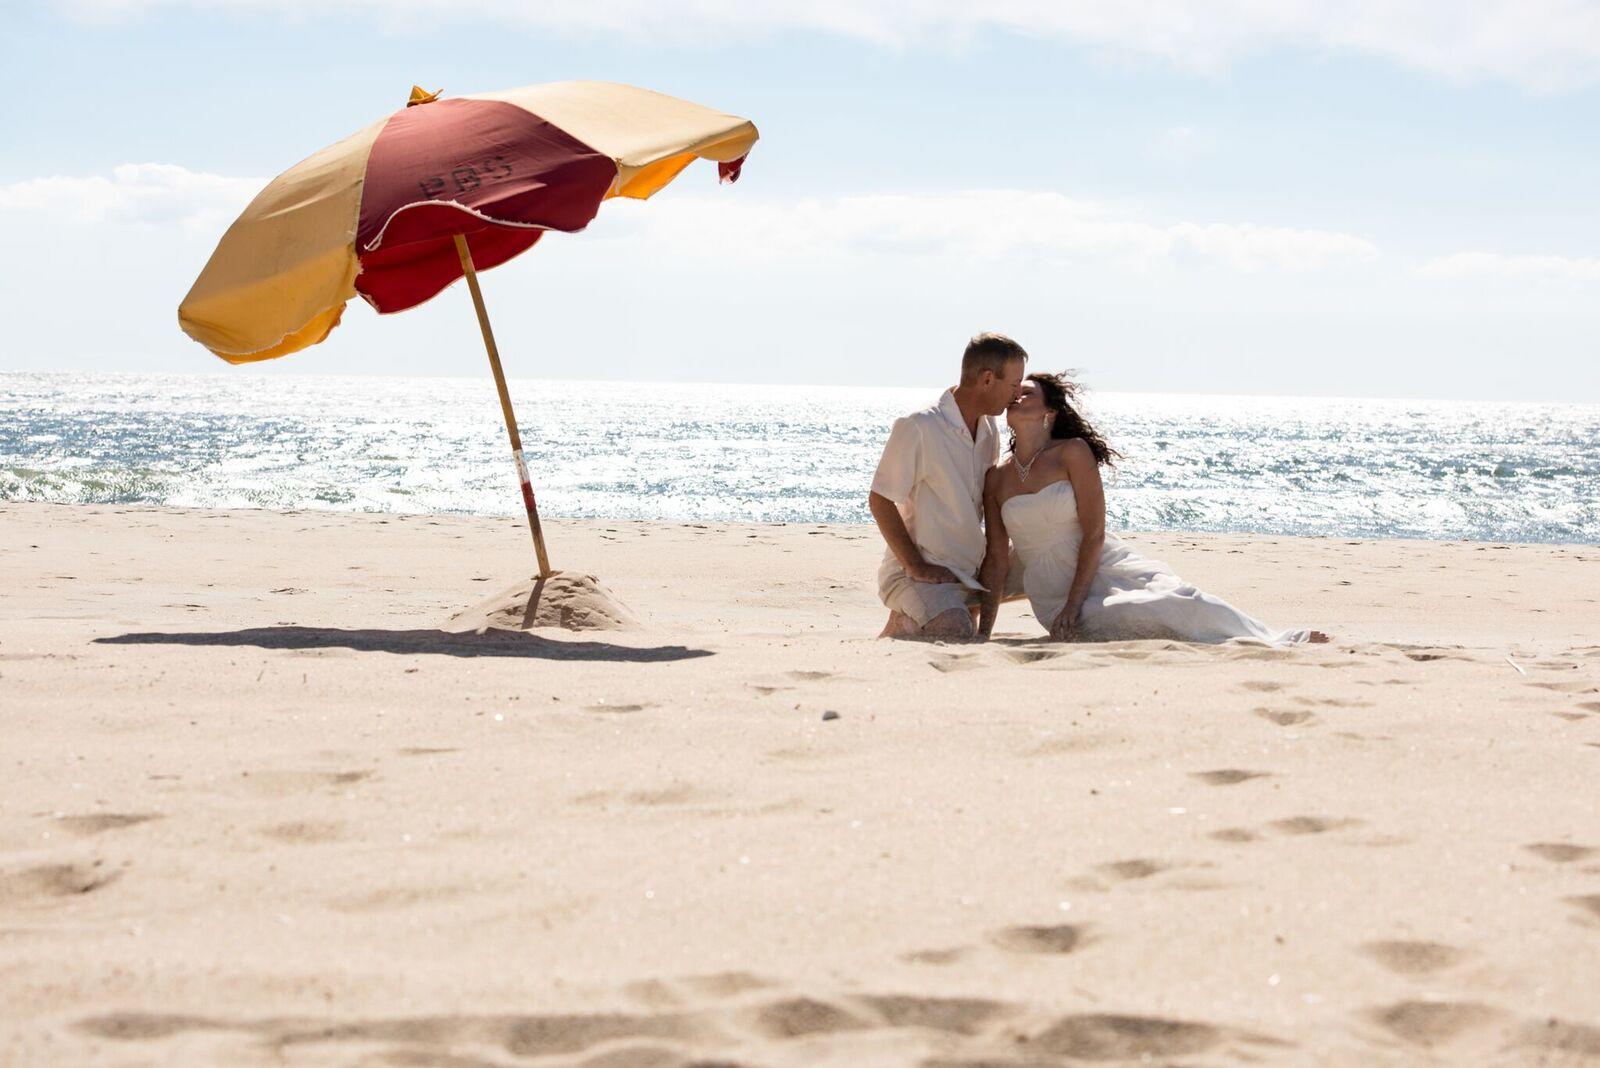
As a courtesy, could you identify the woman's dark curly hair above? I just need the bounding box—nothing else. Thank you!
[1011,371,1120,467]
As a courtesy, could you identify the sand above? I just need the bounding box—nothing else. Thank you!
[2,501,1598,1067]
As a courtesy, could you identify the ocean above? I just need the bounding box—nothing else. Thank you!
[3,371,1598,544]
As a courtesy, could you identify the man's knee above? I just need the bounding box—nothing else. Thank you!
[921,607,976,639]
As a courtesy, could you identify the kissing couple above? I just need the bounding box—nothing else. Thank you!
[870,332,1330,644]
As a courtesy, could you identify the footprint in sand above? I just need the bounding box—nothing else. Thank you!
[75,1015,214,1041]
[258,820,345,844]
[1001,648,1068,666]
[1564,895,1600,922]
[929,653,985,674]
[988,923,1088,954]
[1095,646,1191,664]
[576,784,713,809]
[507,1012,708,1058]
[1515,1018,1600,1059]
[1191,769,1271,786]
[1366,1000,1505,1046]
[397,747,459,756]
[901,946,971,966]
[328,884,479,913]
[584,701,654,714]
[1025,734,1113,757]
[1255,708,1318,727]
[855,994,1013,1036]
[53,813,161,836]
[1533,680,1600,694]
[1025,1013,1247,1061]
[1552,712,1591,721]
[745,996,869,1039]
[403,1010,698,1057]
[1402,649,1461,663]
[1524,842,1597,863]
[0,860,119,903]
[787,670,835,682]
[624,784,708,807]
[678,972,774,998]
[1209,828,1261,843]
[1269,816,1365,836]
[1360,940,1466,975]
[625,971,776,1008]
[1096,858,1174,881]
[1294,695,1374,708]
[237,769,373,797]
[1239,680,1288,693]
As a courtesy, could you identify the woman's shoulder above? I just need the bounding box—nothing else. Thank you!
[1047,437,1096,464]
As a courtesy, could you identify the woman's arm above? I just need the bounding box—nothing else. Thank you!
[977,467,1010,640]
[1050,440,1107,641]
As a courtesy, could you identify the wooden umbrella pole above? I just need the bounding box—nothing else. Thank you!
[453,234,554,579]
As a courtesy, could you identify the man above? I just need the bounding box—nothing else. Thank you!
[869,332,1027,639]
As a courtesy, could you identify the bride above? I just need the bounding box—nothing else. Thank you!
[977,372,1329,645]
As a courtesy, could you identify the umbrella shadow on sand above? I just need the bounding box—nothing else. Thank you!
[93,627,710,663]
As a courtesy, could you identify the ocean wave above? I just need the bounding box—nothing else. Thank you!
[3,372,1598,544]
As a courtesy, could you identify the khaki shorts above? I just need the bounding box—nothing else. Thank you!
[880,554,1026,627]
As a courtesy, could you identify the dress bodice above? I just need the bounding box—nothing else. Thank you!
[1001,479,1082,564]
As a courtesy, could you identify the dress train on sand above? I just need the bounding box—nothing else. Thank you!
[1001,479,1312,645]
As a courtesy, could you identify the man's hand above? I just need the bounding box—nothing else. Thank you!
[1049,602,1082,642]
[908,560,961,585]
[869,492,961,588]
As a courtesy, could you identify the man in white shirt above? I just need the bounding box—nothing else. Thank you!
[869,333,1028,639]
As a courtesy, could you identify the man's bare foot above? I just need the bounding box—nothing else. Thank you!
[1308,630,1331,644]
[879,610,913,638]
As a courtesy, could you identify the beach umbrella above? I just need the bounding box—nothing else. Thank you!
[179,82,758,577]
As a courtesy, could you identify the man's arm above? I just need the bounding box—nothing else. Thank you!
[976,468,1009,639]
[868,491,959,584]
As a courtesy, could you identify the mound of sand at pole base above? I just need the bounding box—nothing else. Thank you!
[445,573,640,633]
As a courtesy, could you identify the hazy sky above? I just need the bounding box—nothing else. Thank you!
[4,1,1599,400]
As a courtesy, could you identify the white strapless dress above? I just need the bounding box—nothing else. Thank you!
[1001,479,1312,645]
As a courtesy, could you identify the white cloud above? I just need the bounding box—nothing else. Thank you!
[1422,251,1600,281]
[598,190,1380,272]
[0,163,264,232]
[54,0,1600,92]
[0,166,1376,272]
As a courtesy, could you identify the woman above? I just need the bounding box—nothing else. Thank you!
[977,372,1329,645]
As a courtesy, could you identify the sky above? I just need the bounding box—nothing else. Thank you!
[2,1,1599,401]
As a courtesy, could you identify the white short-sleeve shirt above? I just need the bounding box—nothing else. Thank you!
[870,388,1000,593]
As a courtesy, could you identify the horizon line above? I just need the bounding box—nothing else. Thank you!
[2,366,1598,410]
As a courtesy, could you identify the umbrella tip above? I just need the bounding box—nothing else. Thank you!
[407,85,441,107]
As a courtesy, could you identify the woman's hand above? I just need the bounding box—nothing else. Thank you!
[1049,602,1082,642]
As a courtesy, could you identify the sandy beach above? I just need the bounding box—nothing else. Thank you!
[3,501,1598,1066]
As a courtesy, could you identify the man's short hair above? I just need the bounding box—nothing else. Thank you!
[960,332,1028,384]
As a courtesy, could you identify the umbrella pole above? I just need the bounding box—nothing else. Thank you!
[452,234,554,579]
